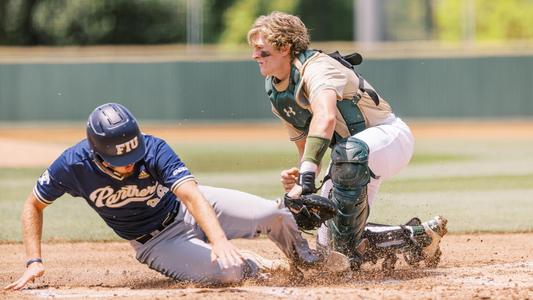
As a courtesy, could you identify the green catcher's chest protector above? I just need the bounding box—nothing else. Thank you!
[265,49,379,146]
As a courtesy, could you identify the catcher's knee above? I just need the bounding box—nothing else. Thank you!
[330,137,371,190]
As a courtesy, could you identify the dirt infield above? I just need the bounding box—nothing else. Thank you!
[1,234,532,299]
[1,121,532,299]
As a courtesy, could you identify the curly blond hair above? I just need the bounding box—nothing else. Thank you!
[247,11,310,56]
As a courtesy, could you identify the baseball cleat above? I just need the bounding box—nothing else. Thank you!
[404,217,422,227]
[382,252,398,273]
[420,215,448,267]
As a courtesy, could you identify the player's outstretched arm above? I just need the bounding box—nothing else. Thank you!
[4,193,47,290]
[173,181,244,269]
[287,89,336,198]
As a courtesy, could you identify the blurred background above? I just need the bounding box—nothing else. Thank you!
[1,0,533,240]
[0,0,532,121]
[1,0,533,46]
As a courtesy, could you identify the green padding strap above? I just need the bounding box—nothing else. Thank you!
[303,136,331,165]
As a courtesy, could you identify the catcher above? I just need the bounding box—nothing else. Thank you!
[4,103,349,291]
[247,11,448,270]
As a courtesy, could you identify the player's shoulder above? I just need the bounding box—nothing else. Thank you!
[58,139,93,166]
[45,139,93,180]
[142,134,176,159]
[142,134,168,149]
[306,51,345,70]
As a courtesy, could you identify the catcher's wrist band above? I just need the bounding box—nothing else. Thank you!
[302,136,331,165]
[299,161,318,173]
[26,258,43,267]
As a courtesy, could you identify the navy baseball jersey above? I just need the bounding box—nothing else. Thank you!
[33,135,195,240]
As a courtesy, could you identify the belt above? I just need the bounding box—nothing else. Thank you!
[135,206,179,244]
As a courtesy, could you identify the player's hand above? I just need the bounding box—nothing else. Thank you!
[210,239,244,270]
[287,184,303,199]
[280,167,300,192]
[3,262,44,290]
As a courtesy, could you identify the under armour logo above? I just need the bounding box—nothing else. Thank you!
[283,107,296,117]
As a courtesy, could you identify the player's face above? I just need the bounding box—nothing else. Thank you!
[103,162,136,176]
[251,34,291,81]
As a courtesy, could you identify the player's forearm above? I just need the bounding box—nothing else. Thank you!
[295,139,306,161]
[301,89,336,168]
[21,194,44,260]
[308,89,337,139]
[187,197,227,244]
[176,182,228,244]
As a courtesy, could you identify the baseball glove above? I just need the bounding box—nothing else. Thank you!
[284,193,337,230]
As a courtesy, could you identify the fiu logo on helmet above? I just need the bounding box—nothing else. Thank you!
[115,136,139,155]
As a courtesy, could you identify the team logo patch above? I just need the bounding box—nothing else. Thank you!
[172,167,189,176]
[38,170,51,185]
[138,170,150,179]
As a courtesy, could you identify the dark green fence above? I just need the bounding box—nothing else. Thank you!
[1,55,532,121]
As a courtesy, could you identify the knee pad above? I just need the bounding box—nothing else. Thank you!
[330,137,371,190]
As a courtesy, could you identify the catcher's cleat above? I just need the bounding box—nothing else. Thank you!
[404,217,422,227]
[403,216,448,268]
[420,216,448,267]
[348,238,369,271]
[382,253,398,273]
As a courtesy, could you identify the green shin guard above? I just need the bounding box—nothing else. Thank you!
[328,136,373,264]
[328,185,369,260]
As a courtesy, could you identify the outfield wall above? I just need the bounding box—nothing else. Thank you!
[0,55,532,121]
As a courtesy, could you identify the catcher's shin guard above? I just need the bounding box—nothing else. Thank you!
[327,186,369,262]
[327,137,372,264]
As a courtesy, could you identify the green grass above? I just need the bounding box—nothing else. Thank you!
[409,153,473,164]
[381,174,533,193]
[1,139,532,242]
[172,143,472,173]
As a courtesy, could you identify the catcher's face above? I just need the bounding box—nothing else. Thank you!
[251,34,291,81]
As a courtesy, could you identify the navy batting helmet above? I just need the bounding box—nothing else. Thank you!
[86,103,146,167]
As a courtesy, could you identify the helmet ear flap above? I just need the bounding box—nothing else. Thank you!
[86,103,145,166]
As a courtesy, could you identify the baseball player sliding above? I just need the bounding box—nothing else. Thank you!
[247,12,447,270]
[4,103,351,290]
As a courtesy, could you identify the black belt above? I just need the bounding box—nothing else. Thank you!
[135,206,179,244]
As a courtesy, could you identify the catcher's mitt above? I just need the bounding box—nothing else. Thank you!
[284,193,337,230]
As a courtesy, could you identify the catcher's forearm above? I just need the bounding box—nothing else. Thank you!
[21,193,44,260]
[307,89,337,140]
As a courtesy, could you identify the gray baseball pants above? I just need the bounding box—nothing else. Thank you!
[130,185,313,284]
